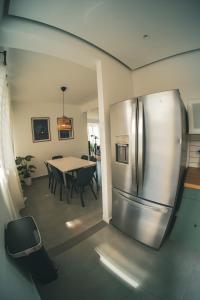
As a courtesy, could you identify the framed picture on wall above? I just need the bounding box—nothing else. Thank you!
[31,117,51,142]
[57,117,74,140]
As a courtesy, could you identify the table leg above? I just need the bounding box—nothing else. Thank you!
[63,173,70,204]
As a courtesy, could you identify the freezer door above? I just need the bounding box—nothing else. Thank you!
[110,99,137,195]
[138,90,184,206]
[112,188,172,249]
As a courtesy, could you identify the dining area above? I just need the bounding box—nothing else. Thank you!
[9,50,103,252]
[45,155,99,207]
[20,154,102,251]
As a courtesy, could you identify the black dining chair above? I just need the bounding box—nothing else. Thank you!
[81,155,98,191]
[51,165,72,200]
[89,156,99,192]
[44,161,53,189]
[51,166,64,201]
[70,167,97,207]
[81,155,98,192]
[52,155,63,160]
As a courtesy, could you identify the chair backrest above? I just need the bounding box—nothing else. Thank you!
[44,161,52,175]
[81,155,88,160]
[89,156,97,173]
[76,167,95,186]
[52,155,63,160]
[89,156,97,162]
[51,166,63,181]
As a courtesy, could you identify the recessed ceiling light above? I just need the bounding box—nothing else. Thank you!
[143,34,150,39]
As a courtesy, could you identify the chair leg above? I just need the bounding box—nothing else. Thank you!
[66,188,70,204]
[51,176,54,193]
[80,188,85,207]
[95,172,99,192]
[66,178,70,189]
[70,185,74,198]
[59,182,62,201]
[48,175,51,189]
[89,183,97,200]
[54,179,57,195]
[65,174,71,189]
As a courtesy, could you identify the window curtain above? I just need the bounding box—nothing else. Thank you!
[0,65,24,218]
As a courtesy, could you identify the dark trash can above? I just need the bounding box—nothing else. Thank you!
[5,216,58,284]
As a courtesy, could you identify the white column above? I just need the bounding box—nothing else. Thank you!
[96,60,112,222]
[96,58,133,223]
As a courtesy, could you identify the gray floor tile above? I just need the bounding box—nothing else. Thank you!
[36,222,200,300]
[22,180,200,300]
[182,269,200,300]
[21,176,102,250]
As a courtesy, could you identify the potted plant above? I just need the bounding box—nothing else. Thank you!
[15,155,36,186]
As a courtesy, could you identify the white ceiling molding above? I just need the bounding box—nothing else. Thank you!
[8,0,200,70]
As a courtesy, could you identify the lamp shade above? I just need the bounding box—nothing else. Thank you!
[58,86,72,130]
[57,116,72,130]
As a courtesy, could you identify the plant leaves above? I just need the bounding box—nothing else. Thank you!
[29,165,36,169]
[17,166,24,171]
[15,157,23,165]
[25,155,34,161]
[16,155,36,178]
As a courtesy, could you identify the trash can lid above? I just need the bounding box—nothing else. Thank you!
[5,216,41,255]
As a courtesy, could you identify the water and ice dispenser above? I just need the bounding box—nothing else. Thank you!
[115,136,129,164]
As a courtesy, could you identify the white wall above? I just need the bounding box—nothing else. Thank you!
[132,50,200,168]
[87,108,99,123]
[12,102,88,177]
[132,50,200,106]
[81,98,98,113]
[0,187,41,300]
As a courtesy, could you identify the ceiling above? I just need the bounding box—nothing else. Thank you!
[8,0,200,69]
[8,49,97,104]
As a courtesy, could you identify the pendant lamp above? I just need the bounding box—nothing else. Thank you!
[57,86,72,130]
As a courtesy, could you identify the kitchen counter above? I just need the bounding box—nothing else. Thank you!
[184,167,200,190]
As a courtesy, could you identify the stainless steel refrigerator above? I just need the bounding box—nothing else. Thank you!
[110,90,187,249]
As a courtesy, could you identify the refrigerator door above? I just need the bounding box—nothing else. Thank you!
[110,99,137,195]
[138,90,183,206]
[112,188,172,249]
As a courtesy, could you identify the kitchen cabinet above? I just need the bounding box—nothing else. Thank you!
[188,99,200,134]
[184,167,200,189]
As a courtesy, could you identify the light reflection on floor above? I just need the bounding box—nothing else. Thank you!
[95,243,149,290]
[65,219,82,228]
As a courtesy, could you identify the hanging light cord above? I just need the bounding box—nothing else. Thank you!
[61,86,67,117]
[62,90,65,117]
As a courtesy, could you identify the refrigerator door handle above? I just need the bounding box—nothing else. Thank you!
[132,100,137,189]
[138,99,144,190]
[119,191,169,214]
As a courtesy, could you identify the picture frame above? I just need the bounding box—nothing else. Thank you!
[57,117,74,140]
[31,117,51,142]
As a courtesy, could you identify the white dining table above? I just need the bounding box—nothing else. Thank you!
[46,156,96,187]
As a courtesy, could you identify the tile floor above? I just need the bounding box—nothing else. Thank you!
[22,178,200,300]
[22,181,200,300]
[20,176,102,250]
[38,223,200,300]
